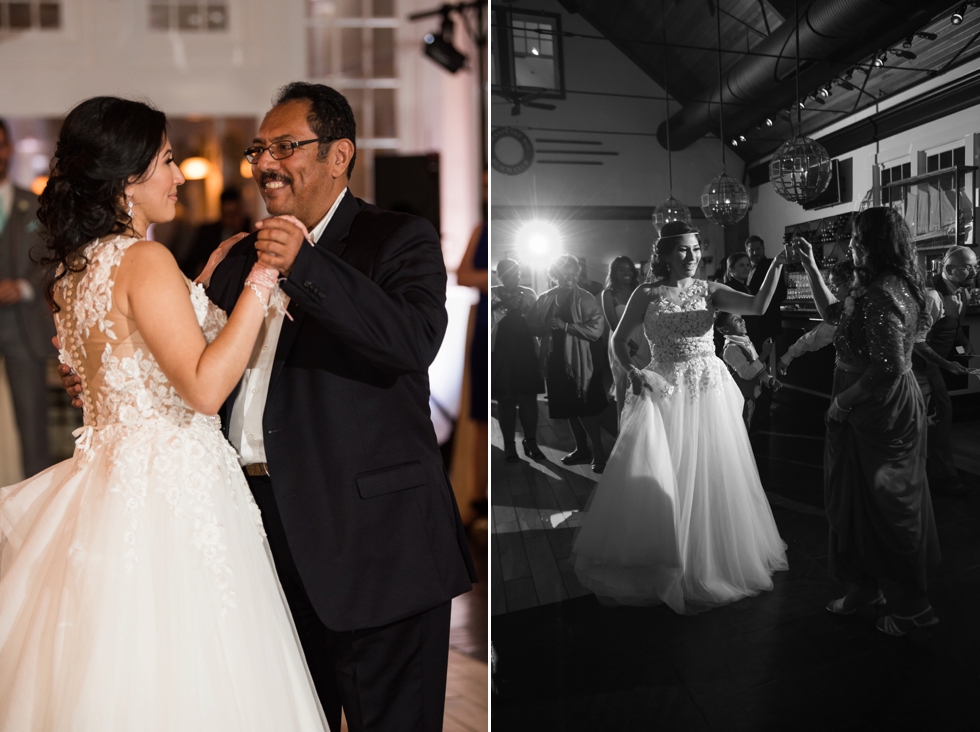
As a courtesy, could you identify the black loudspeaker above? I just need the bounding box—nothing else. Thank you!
[374,154,441,234]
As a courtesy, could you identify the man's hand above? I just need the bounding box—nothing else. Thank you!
[549,317,567,331]
[254,216,310,276]
[0,279,21,305]
[51,338,83,409]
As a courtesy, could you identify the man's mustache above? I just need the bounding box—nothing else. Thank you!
[260,173,293,187]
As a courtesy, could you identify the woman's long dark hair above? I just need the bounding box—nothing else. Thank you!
[605,255,639,291]
[851,207,926,313]
[38,96,168,310]
[650,221,702,280]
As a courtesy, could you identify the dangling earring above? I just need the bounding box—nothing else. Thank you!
[127,195,134,219]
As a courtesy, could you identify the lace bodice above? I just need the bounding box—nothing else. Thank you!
[642,279,722,399]
[55,235,228,433]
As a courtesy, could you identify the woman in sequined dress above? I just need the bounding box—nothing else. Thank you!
[571,221,788,614]
[0,97,329,730]
[795,208,941,636]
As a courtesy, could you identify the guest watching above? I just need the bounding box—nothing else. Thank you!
[795,208,940,636]
[180,187,251,279]
[911,245,977,496]
[778,259,856,375]
[716,311,780,431]
[715,251,753,356]
[601,256,649,421]
[0,117,55,476]
[529,253,608,473]
[491,259,544,462]
[744,235,788,349]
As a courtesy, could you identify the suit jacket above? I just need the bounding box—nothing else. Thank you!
[181,219,251,279]
[745,257,788,348]
[0,186,56,360]
[208,190,476,631]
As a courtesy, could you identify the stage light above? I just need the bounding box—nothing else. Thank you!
[423,13,466,73]
[738,135,746,142]
[892,49,916,60]
[903,36,913,48]
[917,32,937,41]
[517,221,561,264]
[873,54,886,67]
[765,118,773,127]
[952,5,966,24]
[731,138,738,146]
[798,100,806,109]
[817,86,830,98]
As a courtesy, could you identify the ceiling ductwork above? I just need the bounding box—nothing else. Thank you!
[657,0,962,152]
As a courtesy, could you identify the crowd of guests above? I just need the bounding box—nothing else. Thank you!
[495,210,976,632]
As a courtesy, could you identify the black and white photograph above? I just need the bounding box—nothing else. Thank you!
[490,0,980,729]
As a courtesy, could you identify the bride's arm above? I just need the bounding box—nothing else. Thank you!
[115,240,272,415]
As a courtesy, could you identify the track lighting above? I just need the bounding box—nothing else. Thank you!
[903,36,913,48]
[891,49,916,60]
[916,32,937,40]
[731,138,738,146]
[738,135,746,142]
[765,118,773,127]
[817,86,830,98]
[873,54,885,67]
[952,4,966,24]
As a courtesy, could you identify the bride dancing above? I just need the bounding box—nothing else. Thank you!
[0,97,328,730]
[572,221,788,614]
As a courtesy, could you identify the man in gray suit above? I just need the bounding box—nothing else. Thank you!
[0,118,54,476]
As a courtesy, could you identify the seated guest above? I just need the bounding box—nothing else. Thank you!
[911,245,977,495]
[778,260,856,375]
[180,187,251,278]
[600,256,649,422]
[716,311,781,431]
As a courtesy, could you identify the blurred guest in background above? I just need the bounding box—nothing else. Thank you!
[0,117,54,476]
[744,236,788,350]
[180,187,252,278]
[601,255,648,421]
[491,259,543,462]
[725,251,752,294]
[796,208,940,636]
[576,256,603,297]
[911,245,977,495]
[529,253,607,473]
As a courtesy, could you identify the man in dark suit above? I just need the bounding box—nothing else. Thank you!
[179,187,251,279]
[744,235,788,351]
[206,83,476,732]
[0,118,55,476]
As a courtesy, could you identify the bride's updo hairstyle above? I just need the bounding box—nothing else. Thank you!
[649,221,702,280]
[38,96,168,310]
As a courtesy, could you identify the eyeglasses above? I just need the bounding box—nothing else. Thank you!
[950,263,978,273]
[243,138,333,164]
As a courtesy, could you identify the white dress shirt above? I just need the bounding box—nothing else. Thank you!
[228,188,347,465]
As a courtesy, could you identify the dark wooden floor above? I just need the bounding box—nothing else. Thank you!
[491,390,980,731]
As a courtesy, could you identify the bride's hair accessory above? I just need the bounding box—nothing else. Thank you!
[244,263,291,319]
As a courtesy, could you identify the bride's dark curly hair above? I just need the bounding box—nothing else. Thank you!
[38,96,168,310]
[851,207,926,314]
[648,220,702,280]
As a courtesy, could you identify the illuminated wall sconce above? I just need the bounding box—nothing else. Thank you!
[180,157,211,180]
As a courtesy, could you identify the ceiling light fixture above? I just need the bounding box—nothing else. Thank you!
[765,118,773,127]
[903,36,914,48]
[652,0,691,229]
[952,4,966,24]
[422,10,466,73]
[916,31,938,40]
[891,48,917,60]
[873,53,886,67]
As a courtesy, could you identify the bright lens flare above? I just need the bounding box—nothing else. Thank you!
[518,221,561,264]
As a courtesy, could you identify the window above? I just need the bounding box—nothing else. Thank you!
[149,2,228,32]
[879,161,910,206]
[305,0,400,201]
[491,6,564,103]
[0,1,60,29]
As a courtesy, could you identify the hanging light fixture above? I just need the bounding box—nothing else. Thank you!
[653,0,691,229]
[769,0,832,205]
[700,2,749,226]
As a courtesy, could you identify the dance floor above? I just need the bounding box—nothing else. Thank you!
[491,390,980,730]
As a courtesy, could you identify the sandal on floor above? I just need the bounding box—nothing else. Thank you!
[825,591,886,616]
[876,606,939,636]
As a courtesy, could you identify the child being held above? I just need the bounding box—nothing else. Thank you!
[716,311,781,431]
[777,259,857,375]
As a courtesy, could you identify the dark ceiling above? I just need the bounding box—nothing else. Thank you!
[551,0,980,163]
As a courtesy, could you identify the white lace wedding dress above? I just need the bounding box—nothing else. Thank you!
[0,236,328,731]
[572,279,788,614]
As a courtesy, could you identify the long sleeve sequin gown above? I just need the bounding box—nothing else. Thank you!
[571,280,787,614]
[0,236,328,731]
[824,274,939,592]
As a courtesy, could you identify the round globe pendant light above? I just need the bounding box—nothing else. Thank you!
[771,0,832,205]
[700,0,749,226]
[769,135,832,204]
[652,0,690,230]
[701,173,750,226]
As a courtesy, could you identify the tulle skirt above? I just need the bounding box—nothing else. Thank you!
[0,419,328,731]
[572,357,788,614]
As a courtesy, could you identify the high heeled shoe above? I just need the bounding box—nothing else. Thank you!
[876,606,939,636]
[522,439,545,460]
[825,590,886,616]
[560,449,592,466]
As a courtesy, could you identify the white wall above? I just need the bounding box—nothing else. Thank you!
[490,0,743,281]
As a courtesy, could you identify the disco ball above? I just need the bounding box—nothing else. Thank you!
[652,196,692,229]
[858,188,874,211]
[700,172,750,226]
[769,135,832,204]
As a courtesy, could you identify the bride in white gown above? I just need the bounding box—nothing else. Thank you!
[572,221,788,614]
[0,97,328,730]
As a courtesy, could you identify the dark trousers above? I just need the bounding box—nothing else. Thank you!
[246,473,452,732]
[916,362,958,486]
[0,320,50,477]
